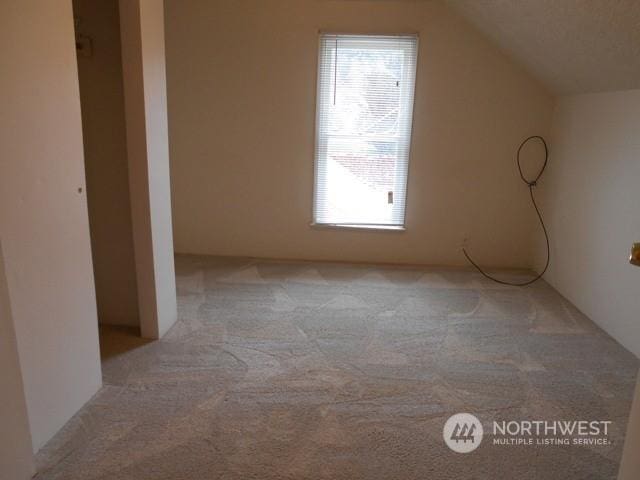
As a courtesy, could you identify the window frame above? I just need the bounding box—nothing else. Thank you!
[311,33,419,232]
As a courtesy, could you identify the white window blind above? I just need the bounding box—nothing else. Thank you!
[313,34,418,228]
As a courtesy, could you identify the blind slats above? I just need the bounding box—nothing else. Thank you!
[313,34,418,227]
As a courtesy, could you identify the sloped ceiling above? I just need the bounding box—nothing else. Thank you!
[445,0,640,95]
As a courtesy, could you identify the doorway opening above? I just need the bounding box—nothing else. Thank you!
[73,0,143,360]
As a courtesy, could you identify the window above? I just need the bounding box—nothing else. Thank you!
[313,34,418,229]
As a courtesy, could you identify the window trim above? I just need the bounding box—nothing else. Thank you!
[311,32,419,230]
[310,222,406,232]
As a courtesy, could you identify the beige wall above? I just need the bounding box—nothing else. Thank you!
[619,373,640,479]
[539,90,640,358]
[165,0,553,267]
[0,0,102,451]
[619,374,640,479]
[0,242,34,479]
[74,0,139,327]
[120,0,177,338]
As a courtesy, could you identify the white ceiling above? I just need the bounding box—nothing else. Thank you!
[445,0,640,95]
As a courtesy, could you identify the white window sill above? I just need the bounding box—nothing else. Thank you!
[310,223,406,232]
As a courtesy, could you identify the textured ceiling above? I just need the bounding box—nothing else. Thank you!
[445,0,640,95]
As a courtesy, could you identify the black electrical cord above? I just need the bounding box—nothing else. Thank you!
[462,135,550,286]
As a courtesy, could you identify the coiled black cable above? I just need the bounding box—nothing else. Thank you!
[462,135,550,286]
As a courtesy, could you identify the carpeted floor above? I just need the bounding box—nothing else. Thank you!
[35,255,638,479]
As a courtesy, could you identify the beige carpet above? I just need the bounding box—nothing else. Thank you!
[35,255,639,479]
